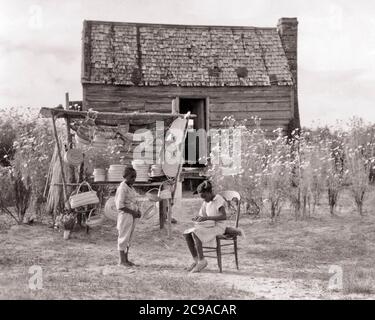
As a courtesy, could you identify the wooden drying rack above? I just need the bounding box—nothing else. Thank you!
[40,103,195,238]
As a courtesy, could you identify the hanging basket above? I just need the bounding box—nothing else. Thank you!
[64,149,84,166]
[75,133,90,146]
[75,122,93,146]
[69,181,99,209]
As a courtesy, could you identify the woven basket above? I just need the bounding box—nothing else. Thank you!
[77,124,91,139]
[104,197,118,221]
[145,188,160,202]
[145,182,172,202]
[86,209,104,227]
[94,174,106,182]
[194,220,215,228]
[69,181,99,209]
[64,149,83,166]
[92,134,107,149]
[93,168,106,175]
[75,134,90,146]
[141,204,157,220]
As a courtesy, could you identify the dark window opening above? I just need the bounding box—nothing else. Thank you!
[179,98,208,167]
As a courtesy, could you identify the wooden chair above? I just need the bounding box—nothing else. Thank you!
[202,191,241,273]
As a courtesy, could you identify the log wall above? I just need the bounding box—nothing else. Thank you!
[83,84,294,133]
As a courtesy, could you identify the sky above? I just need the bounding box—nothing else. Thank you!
[0,0,374,127]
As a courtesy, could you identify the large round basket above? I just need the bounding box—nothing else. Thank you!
[104,197,118,221]
[162,117,187,178]
[64,149,84,166]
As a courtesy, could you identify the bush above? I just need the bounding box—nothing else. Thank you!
[0,108,56,220]
[0,166,32,224]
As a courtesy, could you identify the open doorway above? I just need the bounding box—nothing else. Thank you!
[179,98,208,167]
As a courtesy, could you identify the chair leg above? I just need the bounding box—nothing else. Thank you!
[216,237,222,273]
[234,238,239,270]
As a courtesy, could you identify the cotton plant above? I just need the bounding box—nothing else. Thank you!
[344,146,370,215]
[208,116,266,217]
[203,114,375,221]
[208,119,239,193]
[344,118,375,215]
[237,123,267,216]
[261,130,292,221]
[306,143,327,214]
[287,130,328,218]
[319,131,347,215]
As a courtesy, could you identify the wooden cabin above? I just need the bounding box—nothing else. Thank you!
[81,18,300,169]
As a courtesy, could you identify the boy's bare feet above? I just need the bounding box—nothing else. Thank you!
[126,260,137,267]
[118,260,135,267]
[118,250,138,267]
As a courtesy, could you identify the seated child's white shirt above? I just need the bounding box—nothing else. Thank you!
[198,194,226,217]
[184,194,227,244]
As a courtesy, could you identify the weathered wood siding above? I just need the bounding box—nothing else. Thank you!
[83,84,293,132]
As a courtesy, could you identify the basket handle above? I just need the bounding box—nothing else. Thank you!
[87,208,96,220]
[157,180,172,195]
[145,188,160,197]
[73,181,94,195]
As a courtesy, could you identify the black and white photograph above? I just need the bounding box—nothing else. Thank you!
[1,0,375,304]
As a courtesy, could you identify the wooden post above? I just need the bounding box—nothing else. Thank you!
[65,92,70,110]
[159,199,165,230]
[172,179,182,212]
[51,115,68,203]
[166,198,172,239]
[171,98,177,114]
[65,92,76,186]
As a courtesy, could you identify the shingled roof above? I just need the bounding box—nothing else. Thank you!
[82,20,294,87]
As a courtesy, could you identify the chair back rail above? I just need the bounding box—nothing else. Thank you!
[220,190,241,228]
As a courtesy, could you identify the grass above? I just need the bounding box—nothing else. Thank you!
[344,268,375,295]
[1,190,375,299]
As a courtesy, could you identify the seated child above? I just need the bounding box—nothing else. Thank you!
[183,180,227,273]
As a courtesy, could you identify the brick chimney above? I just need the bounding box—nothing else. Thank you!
[277,17,300,129]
